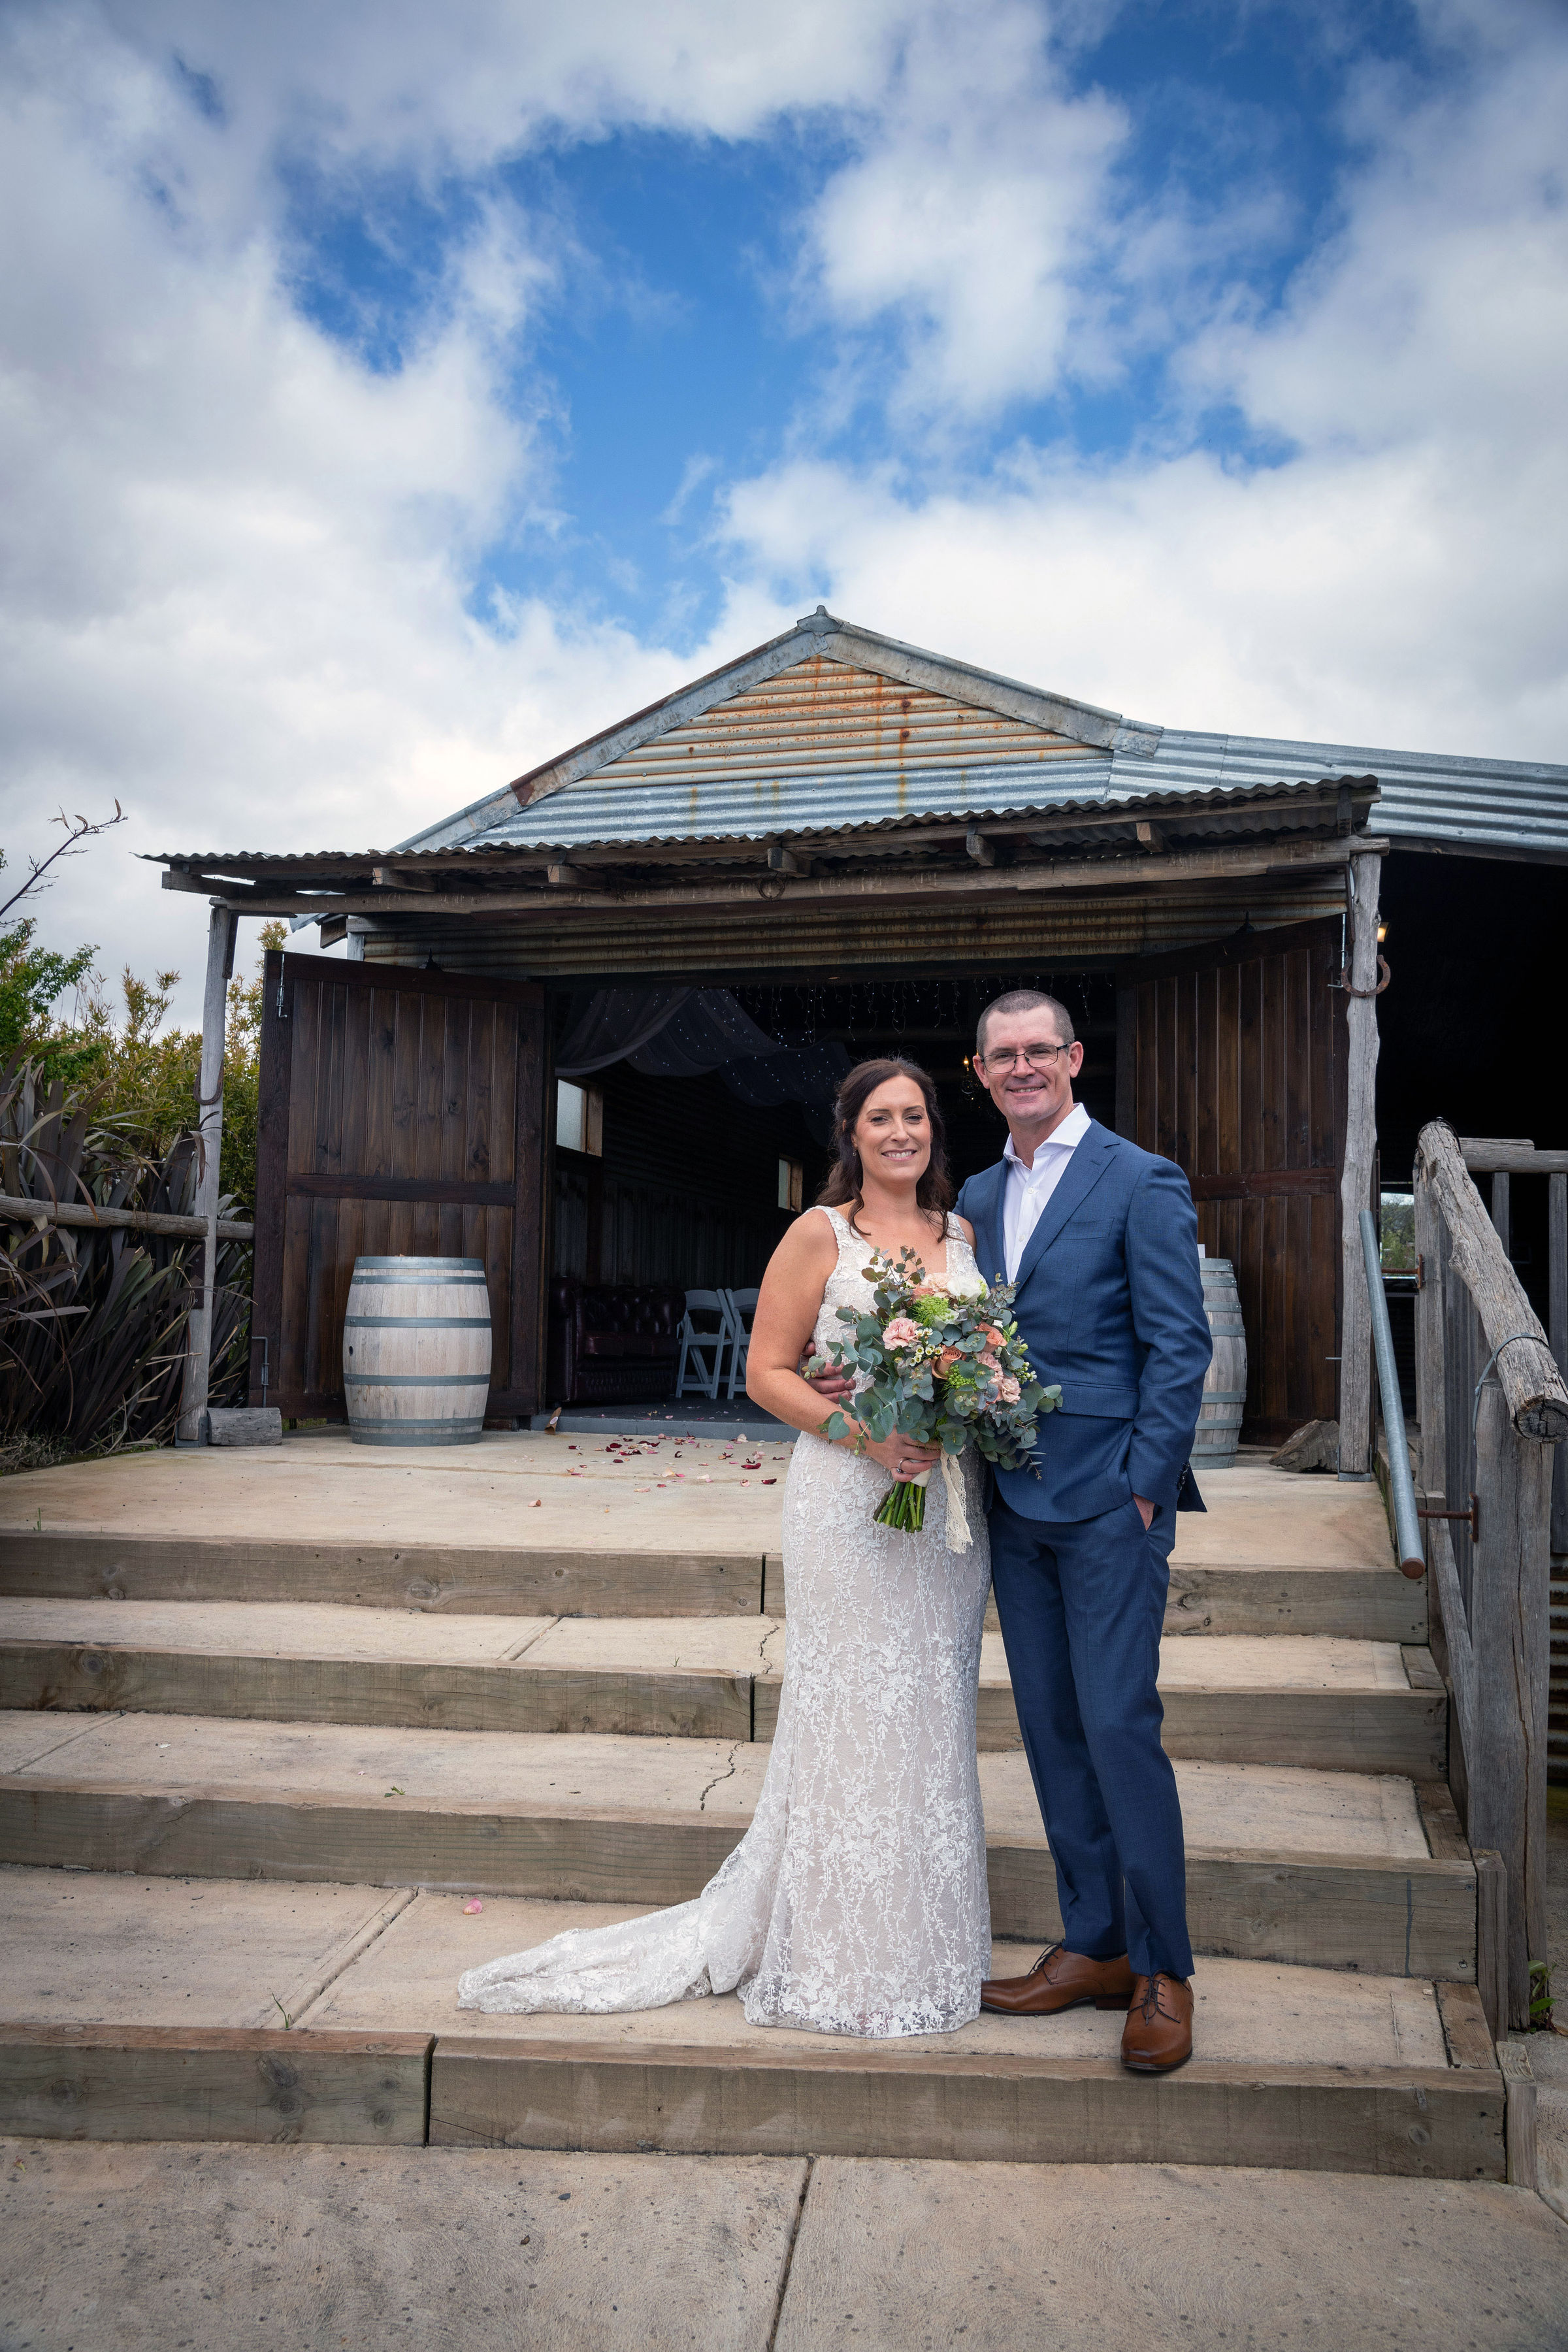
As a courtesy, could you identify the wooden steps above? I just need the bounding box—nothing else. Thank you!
[0,1865,1502,2173]
[0,1532,1427,1642]
[0,1445,1500,2177]
[0,1603,1445,1773]
[0,1712,1475,1978]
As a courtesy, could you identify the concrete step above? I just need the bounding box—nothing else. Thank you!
[0,1602,1448,1774]
[0,1714,1476,1978]
[0,1443,1426,1642]
[0,1531,1427,1640]
[0,1865,1502,2175]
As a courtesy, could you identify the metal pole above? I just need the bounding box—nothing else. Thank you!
[1358,1207,1424,1575]
[176,904,238,1444]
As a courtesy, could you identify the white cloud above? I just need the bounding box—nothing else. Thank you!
[1,0,1564,1033]
[716,1,1568,754]
[798,1,1126,421]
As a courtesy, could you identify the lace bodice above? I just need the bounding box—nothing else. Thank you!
[809,1203,979,1367]
[459,1198,992,2040]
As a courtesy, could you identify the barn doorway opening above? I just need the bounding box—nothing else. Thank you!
[547,966,1118,1296]
[544,966,1117,1424]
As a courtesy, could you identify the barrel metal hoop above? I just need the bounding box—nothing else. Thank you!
[344,1315,492,1329]
[350,1256,486,1271]
[344,1372,491,1388]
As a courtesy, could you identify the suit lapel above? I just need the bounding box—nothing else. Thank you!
[970,1160,1009,1290]
[1011,1120,1118,1296]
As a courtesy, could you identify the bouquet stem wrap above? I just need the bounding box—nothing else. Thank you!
[873,1454,973,1550]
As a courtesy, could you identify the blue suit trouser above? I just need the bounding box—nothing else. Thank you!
[988,1491,1194,1980]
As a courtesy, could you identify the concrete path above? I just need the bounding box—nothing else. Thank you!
[0,1433,1392,1567]
[2,2138,1562,2352]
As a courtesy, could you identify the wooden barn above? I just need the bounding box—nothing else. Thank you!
[151,607,1568,1470]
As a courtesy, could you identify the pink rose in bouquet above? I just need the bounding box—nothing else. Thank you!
[808,1244,1060,1540]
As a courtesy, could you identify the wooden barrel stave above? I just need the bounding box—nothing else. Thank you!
[1194,1258,1247,1469]
[343,1256,493,1447]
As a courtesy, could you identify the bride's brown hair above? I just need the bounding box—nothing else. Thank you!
[816,1058,954,1226]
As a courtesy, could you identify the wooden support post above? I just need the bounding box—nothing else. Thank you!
[1338,851,1382,1476]
[1467,1380,1552,2030]
[1474,1848,1507,2045]
[1499,2041,1539,2189]
[176,904,238,1445]
[1550,1171,1567,1553]
[1489,1172,1511,1258]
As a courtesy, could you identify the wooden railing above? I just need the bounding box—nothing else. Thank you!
[1413,1122,1568,2032]
[0,1192,254,1245]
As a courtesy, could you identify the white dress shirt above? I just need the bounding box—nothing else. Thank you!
[1002,1102,1092,1282]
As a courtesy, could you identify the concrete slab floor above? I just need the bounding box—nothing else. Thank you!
[0,1868,411,2033]
[0,1714,1435,1861]
[0,1438,1397,1573]
[2,2142,1563,2352]
[0,1601,1418,1690]
[776,2157,1568,2352]
[0,2138,808,2352]
[311,1894,1449,2066]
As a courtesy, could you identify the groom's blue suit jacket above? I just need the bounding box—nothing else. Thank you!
[956,1121,1213,1524]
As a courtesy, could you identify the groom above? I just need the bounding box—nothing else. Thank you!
[957,989,1211,2070]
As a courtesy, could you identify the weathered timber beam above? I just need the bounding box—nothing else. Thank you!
[1460,1140,1568,1175]
[0,1193,254,1243]
[371,865,436,890]
[965,828,996,866]
[1416,1120,1568,1441]
[1135,819,1168,851]
[1338,851,1382,1476]
[192,834,1386,921]
[154,784,1379,895]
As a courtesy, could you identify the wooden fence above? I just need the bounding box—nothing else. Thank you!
[1411,1123,1568,2033]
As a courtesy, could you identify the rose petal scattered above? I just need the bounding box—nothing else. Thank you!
[529,1497,542,1508]
[463,1899,484,1915]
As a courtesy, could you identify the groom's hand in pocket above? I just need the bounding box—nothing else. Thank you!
[1134,1494,1156,1530]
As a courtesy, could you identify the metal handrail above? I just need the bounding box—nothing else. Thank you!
[1358,1207,1425,1578]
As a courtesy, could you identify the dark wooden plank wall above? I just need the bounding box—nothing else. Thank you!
[552,1065,811,1290]
[1117,919,1346,1439]
[252,954,547,1420]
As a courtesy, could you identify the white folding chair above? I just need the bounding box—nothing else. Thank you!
[723,1287,760,1399]
[676,1290,734,1400]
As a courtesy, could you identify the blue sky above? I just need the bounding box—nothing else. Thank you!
[278,1,1440,649]
[1,0,1565,1013]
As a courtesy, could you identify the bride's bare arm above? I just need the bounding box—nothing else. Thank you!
[745,1215,940,1473]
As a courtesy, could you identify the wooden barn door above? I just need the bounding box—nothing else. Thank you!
[250,952,549,1422]
[1115,919,1347,1442]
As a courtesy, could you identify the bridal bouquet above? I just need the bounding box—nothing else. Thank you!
[808,1247,1060,1547]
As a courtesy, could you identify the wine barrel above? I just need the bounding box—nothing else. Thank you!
[342,1256,492,1446]
[1193,1257,1247,1470]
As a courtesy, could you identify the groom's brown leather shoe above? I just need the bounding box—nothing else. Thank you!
[980,1942,1135,2015]
[1120,1972,1194,2071]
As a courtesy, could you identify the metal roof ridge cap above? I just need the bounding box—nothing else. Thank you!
[811,623,1128,747]
[393,786,531,855]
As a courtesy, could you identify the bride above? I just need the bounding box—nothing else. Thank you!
[458,1056,992,2038]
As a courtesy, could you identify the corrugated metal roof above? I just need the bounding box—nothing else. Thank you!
[1134,731,1568,858]
[585,655,1098,787]
[448,723,1567,861]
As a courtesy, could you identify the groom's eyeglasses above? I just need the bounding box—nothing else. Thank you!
[978,1043,1068,1073]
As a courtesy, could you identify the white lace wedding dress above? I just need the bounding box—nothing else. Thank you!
[457,1205,992,2038]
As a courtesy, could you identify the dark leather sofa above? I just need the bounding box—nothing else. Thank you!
[546,1278,687,1406]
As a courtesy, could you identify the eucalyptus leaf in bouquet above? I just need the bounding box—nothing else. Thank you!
[808,1245,1060,1544]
